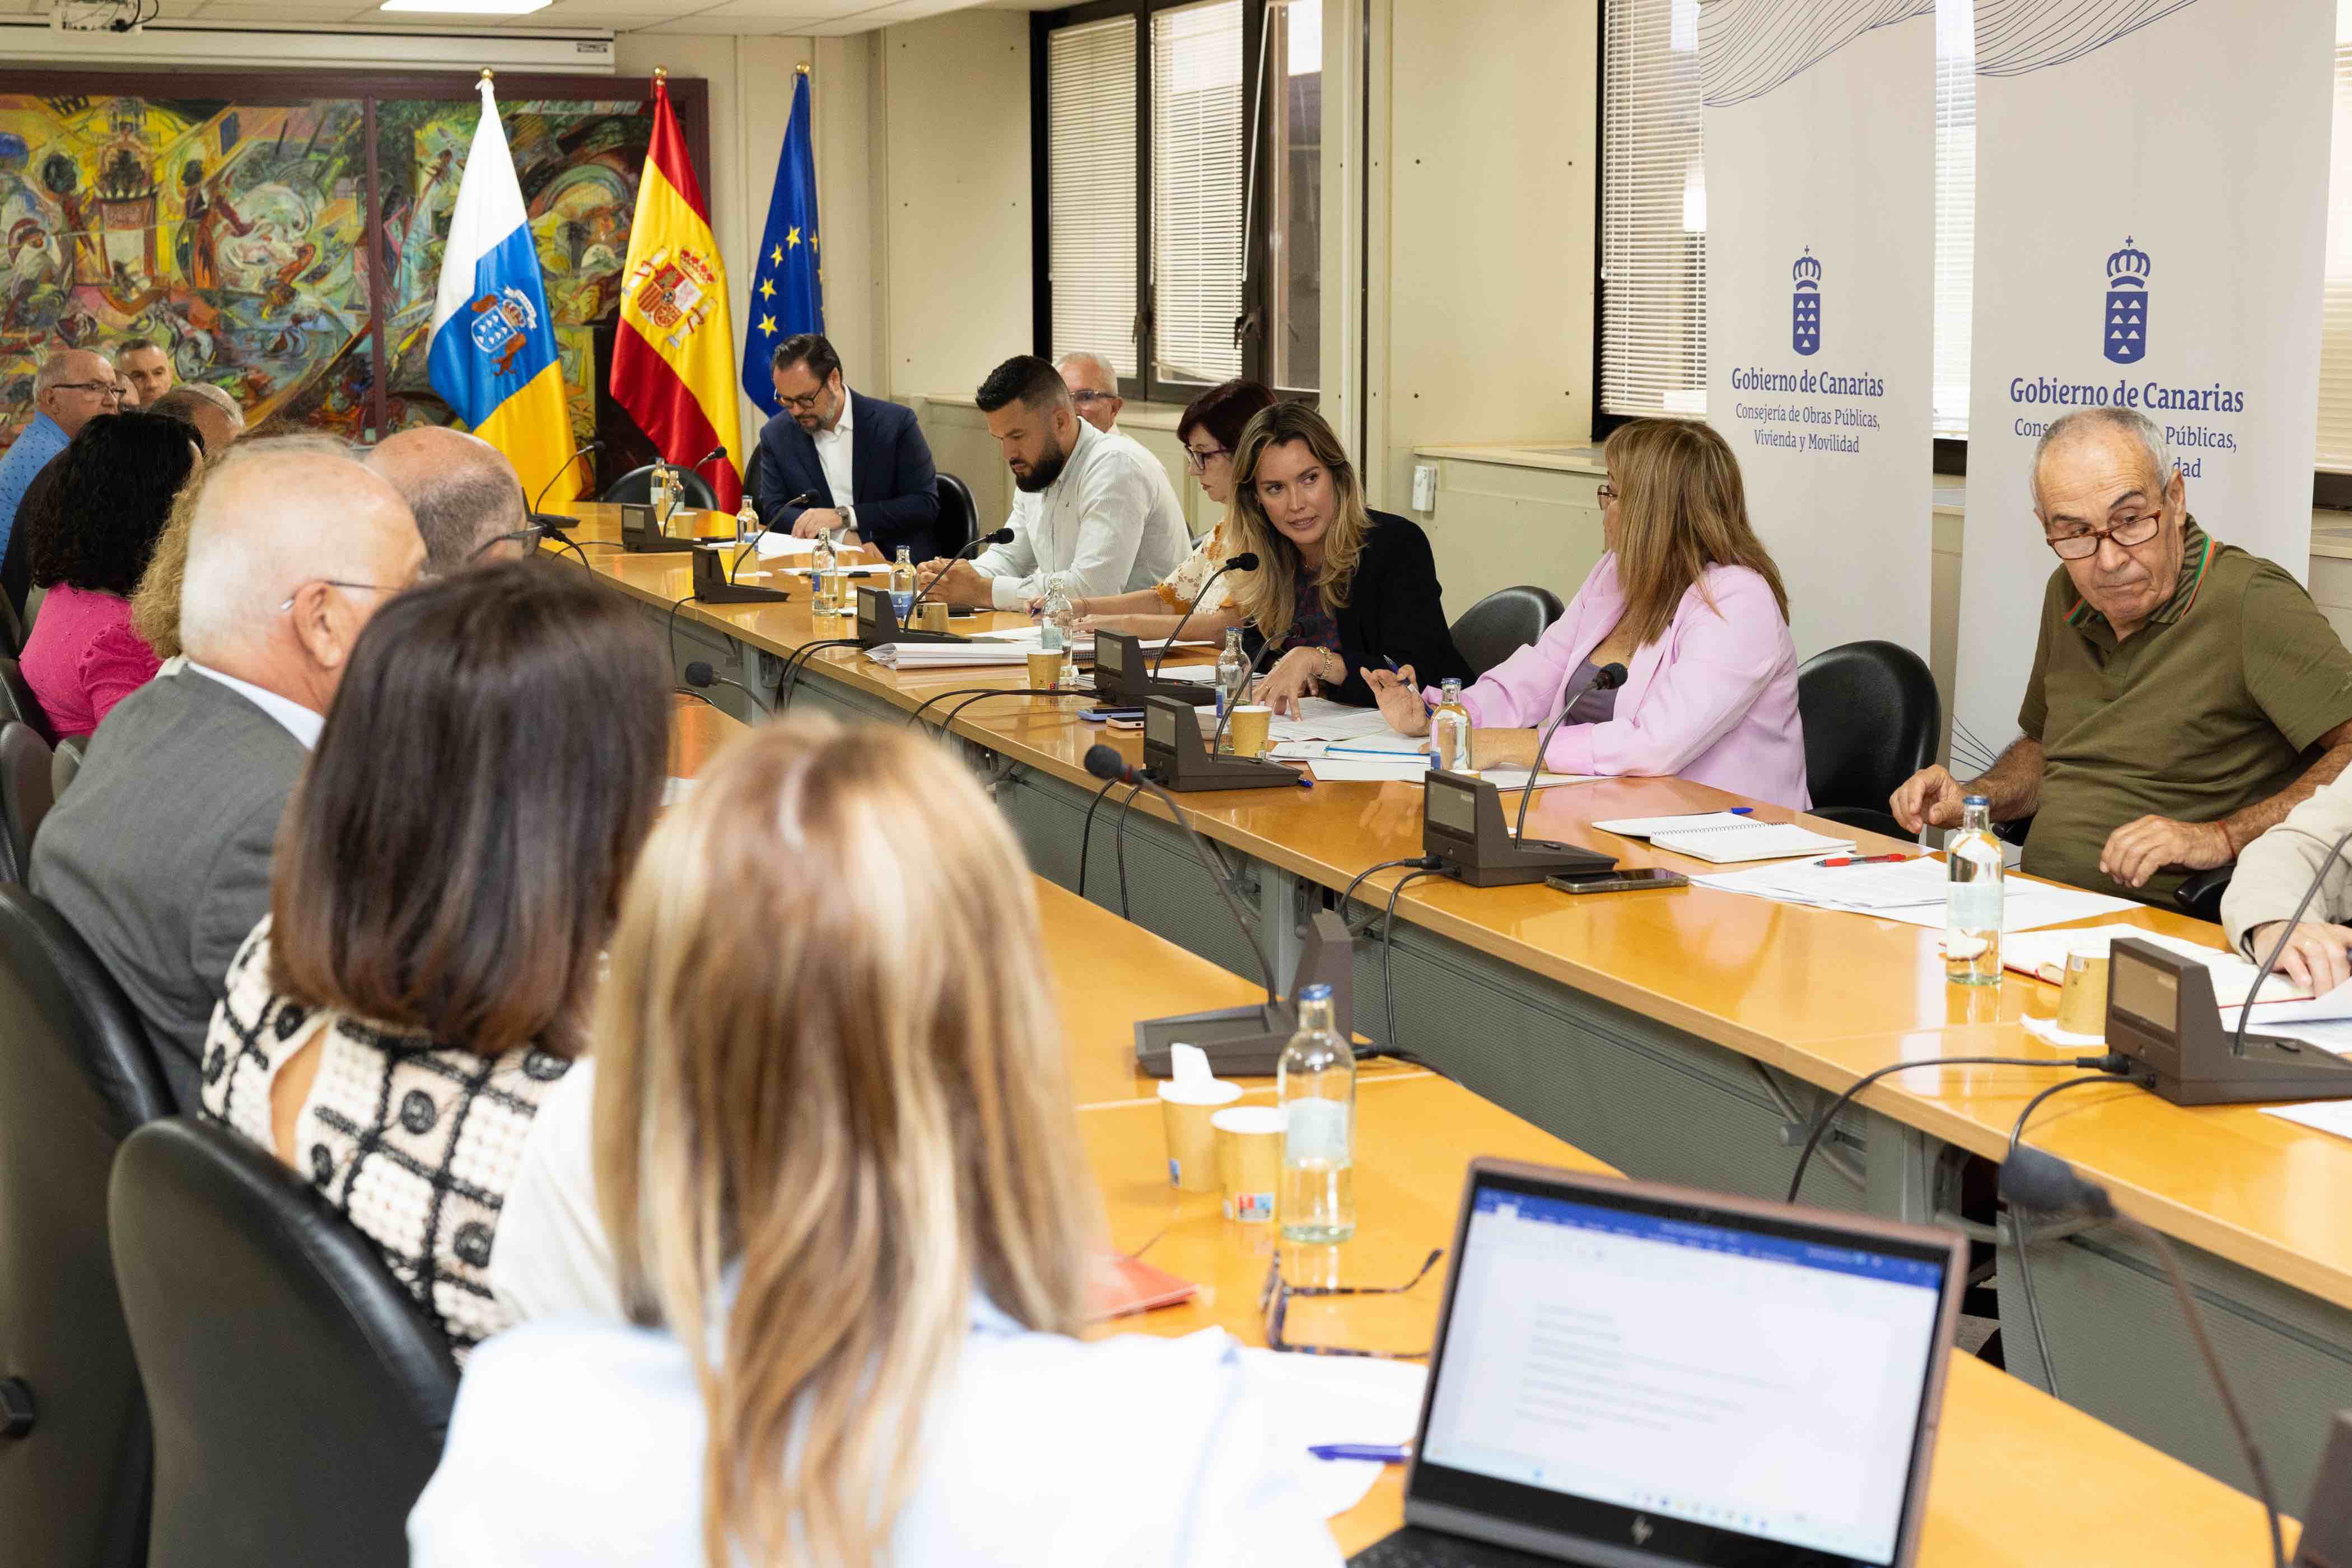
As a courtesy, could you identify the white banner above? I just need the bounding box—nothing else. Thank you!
[1702,0,1936,662]
[1954,0,2333,744]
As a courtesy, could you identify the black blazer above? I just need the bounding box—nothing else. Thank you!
[1244,509,1472,707]
[751,390,941,562]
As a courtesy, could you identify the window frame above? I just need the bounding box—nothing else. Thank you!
[1034,0,1315,405]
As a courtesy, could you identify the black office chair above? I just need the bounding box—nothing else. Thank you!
[0,654,55,745]
[0,588,24,659]
[2174,867,2233,926]
[0,884,173,1568]
[50,731,83,799]
[1449,586,1565,679]
[601,463,718,511]
[0,718,53,881]
[1797,641,1940,842]
[110,1118,459,1568]
[935,471,978,561]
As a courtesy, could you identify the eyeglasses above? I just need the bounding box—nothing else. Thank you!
[52,381,123,399]
[777,390,826,413]
[1596,483,1618,502]
[2045,506,2164,560]
[1070,389,1121,406]
[1183,445,1231,470]
[469,523,545,560]
[1260,1247,1444,1359]
[275,577,413,614]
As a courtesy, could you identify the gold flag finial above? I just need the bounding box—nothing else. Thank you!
[796,60,811,74]
[479,67,494,82]
[653,64,669,81]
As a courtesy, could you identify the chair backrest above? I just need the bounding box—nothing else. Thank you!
[0,884,172,1568]
[49,731,82,800]
[600,463,718,511]
[0,654,54,745]
[1449,585,1566,680]
[0,588,24,659]
[1796,640,1942,814]
[110,1118,459,1568]
[0,720,55,881]
[935,470,978,559]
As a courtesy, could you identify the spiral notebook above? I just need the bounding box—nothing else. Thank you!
[1596,813,1854,864]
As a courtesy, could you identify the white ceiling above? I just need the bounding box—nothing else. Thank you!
[4,0,1059,36]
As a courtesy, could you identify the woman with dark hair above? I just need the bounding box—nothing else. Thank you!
[1225,401,1473,713]
[198,561,671,1360]
[18,409,197,736]
[1027,378,1277,641]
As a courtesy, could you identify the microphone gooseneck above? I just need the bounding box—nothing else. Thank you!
[683,659,772,717]
[1207,636,1280,753]
[907,527,1017,615]
[1085,745,1279,1006]
[1513,661,1627,843]
[1150,552,1261,678]
[2234,825,2352,1058]
[531,437,604,516]
[730,492,816,584]
[1998,1149,2288,1568]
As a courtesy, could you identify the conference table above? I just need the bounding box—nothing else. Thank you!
[584,501,2352,1504]
[666,694,2292,1564]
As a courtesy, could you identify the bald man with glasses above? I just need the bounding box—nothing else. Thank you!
[1893,406,2352,904]
[0,346,117,566]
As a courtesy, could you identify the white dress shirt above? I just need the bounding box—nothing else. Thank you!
[977,420,1189,611]
[184,660,324,749]
[812,389,856,518]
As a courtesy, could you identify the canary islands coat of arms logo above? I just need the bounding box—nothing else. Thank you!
[466,286,539,378]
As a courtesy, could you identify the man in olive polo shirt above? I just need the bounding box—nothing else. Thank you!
[1892,406,2352,905]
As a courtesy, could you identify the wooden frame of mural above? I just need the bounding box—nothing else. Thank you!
[0,67,709,495]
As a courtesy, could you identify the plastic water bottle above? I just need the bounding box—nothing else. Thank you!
[1431,678,1473,772]
[809,528,837,614]
[1215,627,1248,719]
[890,547,916,622]
[1278,984,1356,1244]
[1945,794,2004,985]
[1045,576,1084,683]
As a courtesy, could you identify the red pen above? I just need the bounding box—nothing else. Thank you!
[1818,853,1910,867]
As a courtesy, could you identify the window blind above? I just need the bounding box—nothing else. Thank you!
[2316,31,2352,471]
[1151,0,1245,389]
[1933,0,1975,440]
[1048,16,1140,379]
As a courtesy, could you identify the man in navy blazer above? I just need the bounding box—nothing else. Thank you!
[752,333,941,563]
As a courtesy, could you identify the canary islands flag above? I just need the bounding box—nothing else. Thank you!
[613,72,742,511]
[743,67,825,418]
[427,77,581,507]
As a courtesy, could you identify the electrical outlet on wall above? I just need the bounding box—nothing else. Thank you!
[1411,464,1438,512]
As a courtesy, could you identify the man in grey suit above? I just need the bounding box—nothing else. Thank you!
[32,437,424,1107]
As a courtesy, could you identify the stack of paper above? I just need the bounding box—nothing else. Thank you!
[1689,855,2139,932]
[1267,699,1399,746]
[862,643,1035,669]
[2001,923,2311,1007]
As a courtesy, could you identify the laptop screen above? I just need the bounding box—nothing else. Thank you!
[1410,1168,1956,1568]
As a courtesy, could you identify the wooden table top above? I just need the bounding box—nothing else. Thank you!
[665,697,2291,1562]
[594,514,2352,1315]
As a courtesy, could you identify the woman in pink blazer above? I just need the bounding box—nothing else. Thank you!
[1367,419,1809,810]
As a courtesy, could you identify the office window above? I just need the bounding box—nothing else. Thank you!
[2317,12,2352,472]
[1598,0,1975,436]
[1048,17,1140,377]
[1035,0,1320,402]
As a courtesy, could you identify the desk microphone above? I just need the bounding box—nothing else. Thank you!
[1150,553,1258,676]
[531,437,603,515]
[907,527,1015,615]
[1085,744,1277,1007]
[683,660,772,717]
[657,445,731,535]
[1513,661,1626,843]
[730,492,815,585]
[2000,1147,2287,1568]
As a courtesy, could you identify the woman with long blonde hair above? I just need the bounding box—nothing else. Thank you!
[1368,418,1810,809]
[409,722,1338,1568]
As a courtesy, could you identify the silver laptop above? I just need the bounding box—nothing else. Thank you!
[1350,1159,1966,1568]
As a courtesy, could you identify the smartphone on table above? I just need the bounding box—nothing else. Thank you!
[1545,869,1690,895]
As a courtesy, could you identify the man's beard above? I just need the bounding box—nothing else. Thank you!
[1013,437,1071,494]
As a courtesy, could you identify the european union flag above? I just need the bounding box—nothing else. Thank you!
[743,68,825,418]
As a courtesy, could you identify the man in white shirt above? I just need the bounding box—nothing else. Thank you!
[918,355,1188,612]
[1058,349,1126,435]
[31,437,423,1104]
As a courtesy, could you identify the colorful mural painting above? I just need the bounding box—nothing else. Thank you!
[0,75,693,469]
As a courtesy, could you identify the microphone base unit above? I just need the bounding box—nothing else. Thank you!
[1140,696,1296,792]
[855,585,972,648]
[691,547,790,604]
[2106,937,2352,1105]
[1421,768,1617,888]
[1135,911,1357,1077]
[619,502,698,554]
[1094,632,1217,707]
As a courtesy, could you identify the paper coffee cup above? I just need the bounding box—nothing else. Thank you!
[2056,950,2111,1035]
[914,600,951,633]
[1214,1104,1285,1222]
[1159,1052,1244,1193]
[1025,648,1062,689]
[1228,703,1273,759]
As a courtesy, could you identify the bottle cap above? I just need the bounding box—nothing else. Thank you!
[1962,793,1990,805]
[1299,983,1333,1002]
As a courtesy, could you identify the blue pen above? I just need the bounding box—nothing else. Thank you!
[1730,806,1754,815]
[1309,1443,1412,1464]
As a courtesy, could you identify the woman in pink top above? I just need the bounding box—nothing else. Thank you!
[1365,418,1810,810]
[18,410,192,738]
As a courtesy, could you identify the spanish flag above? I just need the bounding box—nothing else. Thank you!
[427,77,581,507]
[612,72,742,511]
